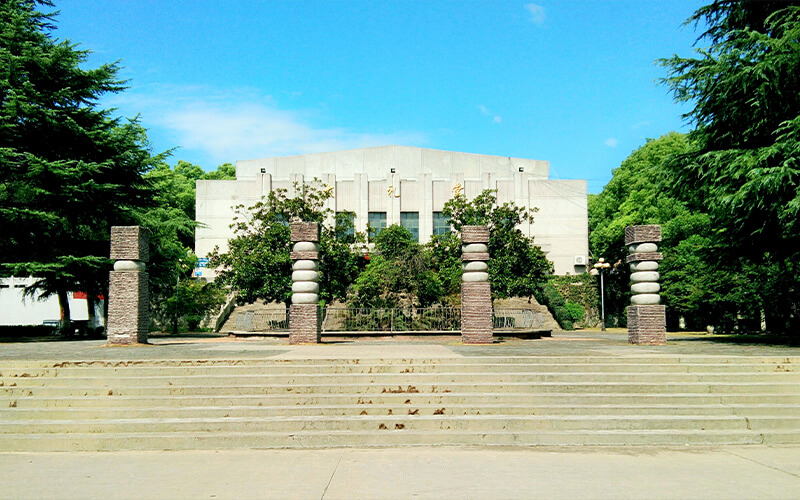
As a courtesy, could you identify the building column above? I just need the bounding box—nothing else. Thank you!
[626,225,666,345]
[289,222,321,344]
[107,226,150,345]
[461,225,493,344]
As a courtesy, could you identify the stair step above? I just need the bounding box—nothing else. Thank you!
[3,429,800,452]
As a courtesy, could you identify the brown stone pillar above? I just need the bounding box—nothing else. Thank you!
[289,222,321,344]
[107,226,150,345]
[625,225,666,345]
[461,225,493,344]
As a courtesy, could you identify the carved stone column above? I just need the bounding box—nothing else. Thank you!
[289,222,321,344]
[107,226,150,345]
[626,225,666,345]
[461,225,493,344]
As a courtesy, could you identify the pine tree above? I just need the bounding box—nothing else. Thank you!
[0,0,161,332]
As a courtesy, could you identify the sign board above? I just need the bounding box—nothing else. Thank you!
[197,258,209,268]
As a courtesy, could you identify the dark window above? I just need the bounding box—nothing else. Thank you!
[336,212,355,242]
[401,212,419,242]
[368,212,387,240]
[432,212,451,236]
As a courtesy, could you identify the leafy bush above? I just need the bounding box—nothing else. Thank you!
[563,302,585,323]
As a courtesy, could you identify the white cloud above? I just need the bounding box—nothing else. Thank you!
[109,86,427,163]
[604,137,619,148]
[479,104,502,124]
[525,3,546,26]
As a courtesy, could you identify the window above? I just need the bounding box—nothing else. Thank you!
[336,212,355,243]
[368,212,386,240]
[401,212,419,242]
[432,212,451,236]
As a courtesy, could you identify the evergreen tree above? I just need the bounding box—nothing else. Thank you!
[659,1,800,331]
[0,1,162,331]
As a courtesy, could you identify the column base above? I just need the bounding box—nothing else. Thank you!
[289,304,321,344]
[106,271,149,345]
[627,305,666,345]
[461,282,493,344]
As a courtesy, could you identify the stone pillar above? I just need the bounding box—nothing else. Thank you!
[461,225,493,344]
[289,222,321,344]
[625,225,666,345]
[107,226,150,345]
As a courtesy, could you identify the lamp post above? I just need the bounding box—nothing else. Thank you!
[593,258,611,331]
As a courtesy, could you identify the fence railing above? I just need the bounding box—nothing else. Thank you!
[322,307,460,332]
[233,306,547,333]
[492,308,547,330]
[234,309,289,332]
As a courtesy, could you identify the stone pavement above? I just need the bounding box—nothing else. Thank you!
[2,446,800,499]
[1,329,799,361]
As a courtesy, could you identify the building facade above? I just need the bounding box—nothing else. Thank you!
[195,146,588,276]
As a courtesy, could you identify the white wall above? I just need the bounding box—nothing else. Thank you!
[195,146,588,277]
[0,277,96,326]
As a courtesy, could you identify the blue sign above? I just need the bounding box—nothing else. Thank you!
[197,258,209,268]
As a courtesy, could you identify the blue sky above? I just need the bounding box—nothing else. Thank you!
[55,0,707,193]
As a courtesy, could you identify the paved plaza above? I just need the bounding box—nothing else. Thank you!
[2,328,799,361]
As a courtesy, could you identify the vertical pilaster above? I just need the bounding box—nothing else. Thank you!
[289,222,321,344]
[461,225,493,344]
[625,225,666,345]
[107,226,150,345]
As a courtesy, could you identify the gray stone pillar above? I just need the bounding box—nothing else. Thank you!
[107,226,150,345]
[461,225,493,344]
[289,222,321,344]
[625,225,666,345]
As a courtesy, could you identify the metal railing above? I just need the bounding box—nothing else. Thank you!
[234,309,289,332]
[233,306,547,334]
[492,308,547,330]
[322,307,461,333]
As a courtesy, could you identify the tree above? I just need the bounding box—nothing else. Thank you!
[208,181,364,306]
[348,225,443,308]
[443,189,553,299]
[659,1,800,331]
[0,1,163,332]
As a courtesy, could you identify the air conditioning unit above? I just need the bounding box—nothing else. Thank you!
[574,255,587,266]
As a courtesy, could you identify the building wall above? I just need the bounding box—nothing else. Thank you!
[195,145,588,276]
[0,277,94,326]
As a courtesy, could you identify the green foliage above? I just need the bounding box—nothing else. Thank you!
[348,224,442,308]
[443,189,553,299]
[0,0,165,332]
[155,279,226,332]
[534,283,578,330]
[209,181,364,305]
[426,232,463,299]
[657,1,800,332]
[562,302,586,323]
[549,274,598,326]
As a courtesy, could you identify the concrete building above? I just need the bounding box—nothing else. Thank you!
[195,146,588,276]
[0,276,99,326]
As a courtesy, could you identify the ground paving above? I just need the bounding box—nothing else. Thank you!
[2,446,800,499]
[2,329,799,361]
[2,329,800,498]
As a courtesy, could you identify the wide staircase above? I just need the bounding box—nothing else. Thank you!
[1,355,799,451]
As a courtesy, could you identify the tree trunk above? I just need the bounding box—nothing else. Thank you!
[57,289,71,336]
[87,293,98,336]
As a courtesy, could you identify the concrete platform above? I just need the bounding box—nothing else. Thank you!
[1,329,798,362]
[2,446,800,499]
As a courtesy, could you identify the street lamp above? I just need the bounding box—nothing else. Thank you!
[593,258,611,331]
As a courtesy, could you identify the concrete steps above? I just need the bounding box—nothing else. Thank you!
[1,355,799,450]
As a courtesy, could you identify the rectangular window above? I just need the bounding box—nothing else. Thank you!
[401,212,420,242]
[432,212,451,237]
[336,212,355,243]
[368,212,387,240]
